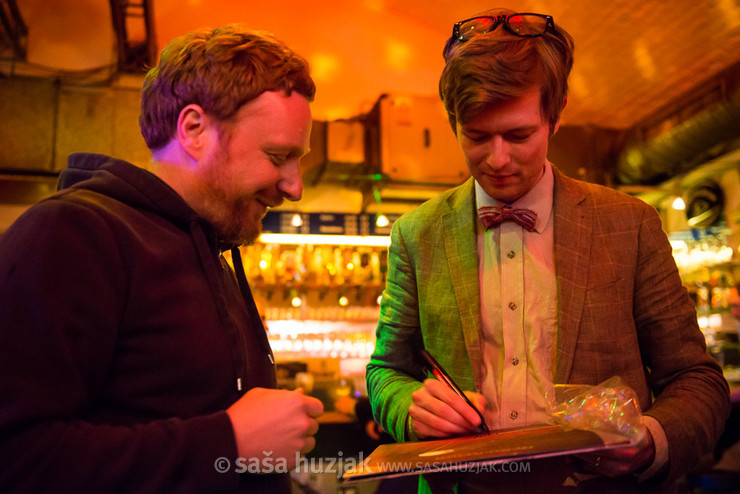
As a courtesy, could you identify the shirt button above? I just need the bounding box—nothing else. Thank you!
[511,357,519,366]
[507,250,516,259]
[508,302,517,310]
[510,410,519,420]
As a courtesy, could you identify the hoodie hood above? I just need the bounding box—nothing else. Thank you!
[60,153,206,236]
[57,152,109,191]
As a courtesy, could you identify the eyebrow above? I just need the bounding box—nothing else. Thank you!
[264,144,312,159]
[462,124,539,136]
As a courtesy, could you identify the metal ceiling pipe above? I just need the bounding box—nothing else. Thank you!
[616,88,740,185]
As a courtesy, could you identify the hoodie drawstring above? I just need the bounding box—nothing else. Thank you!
[189,221,248,392]
[230,247,275,365]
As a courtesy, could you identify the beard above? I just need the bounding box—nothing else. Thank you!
[191,147,263,246]
[201,191,263,246]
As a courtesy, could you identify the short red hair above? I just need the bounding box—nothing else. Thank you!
[139,25,315,150]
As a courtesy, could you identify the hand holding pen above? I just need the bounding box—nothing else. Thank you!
[407,350,490,439]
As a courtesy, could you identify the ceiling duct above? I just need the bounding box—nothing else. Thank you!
[0,0,27,60]
[616,88,740,185]
[109,0,157,74]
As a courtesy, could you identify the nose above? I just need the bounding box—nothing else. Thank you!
[485,136,511,170]
[277,161,303,202]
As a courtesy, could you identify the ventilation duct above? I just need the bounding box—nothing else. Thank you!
[0,0,27,60]
[616,88,740,185]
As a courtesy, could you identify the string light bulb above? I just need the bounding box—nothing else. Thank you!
[671,196,686,210]
[376,213,389,228]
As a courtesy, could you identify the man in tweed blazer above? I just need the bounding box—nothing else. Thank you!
[366,8,729,493]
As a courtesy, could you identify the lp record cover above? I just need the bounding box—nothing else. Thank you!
[341,425,631,483]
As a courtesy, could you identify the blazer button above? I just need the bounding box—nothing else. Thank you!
[507,250,516,259]
[508,302,517,310]
[511,357,519,366]
[510,410,519,420]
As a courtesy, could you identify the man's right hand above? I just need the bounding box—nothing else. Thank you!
[227,387,324,469]
[409,378,487,439]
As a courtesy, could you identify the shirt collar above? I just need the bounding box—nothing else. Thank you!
[474,161,554,233]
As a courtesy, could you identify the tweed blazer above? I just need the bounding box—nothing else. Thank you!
[366,167,729,488]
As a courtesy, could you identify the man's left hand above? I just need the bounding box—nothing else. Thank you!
[576,425,655,477]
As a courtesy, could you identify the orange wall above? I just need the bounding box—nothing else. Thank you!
[153,0,449,120]
[19,1,450,121]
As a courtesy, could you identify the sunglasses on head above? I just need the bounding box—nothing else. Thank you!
[452,13,555,43]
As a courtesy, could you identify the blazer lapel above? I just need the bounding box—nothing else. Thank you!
[442,179,483,389]
[552,169,591,383]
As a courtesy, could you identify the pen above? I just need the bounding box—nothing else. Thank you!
[420,349,490,434]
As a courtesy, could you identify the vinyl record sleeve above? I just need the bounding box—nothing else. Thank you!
[340,425,631,483]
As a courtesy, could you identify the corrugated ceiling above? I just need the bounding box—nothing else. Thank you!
[5,0,740,130]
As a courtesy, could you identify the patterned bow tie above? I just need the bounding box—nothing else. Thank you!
[478,205,537,232]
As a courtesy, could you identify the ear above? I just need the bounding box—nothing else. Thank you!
[176,104,211,160]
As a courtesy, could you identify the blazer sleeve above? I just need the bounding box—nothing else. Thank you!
[632,203,730,480]
[366,218,426,443]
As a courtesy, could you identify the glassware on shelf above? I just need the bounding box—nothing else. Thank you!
[671,234,734,274]
[238,242,387,292]
[265,319,377,361]
[231,241,387,366]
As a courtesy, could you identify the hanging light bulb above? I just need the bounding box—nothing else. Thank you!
[671,196,686,210]
[376,213,389,228]
[291,213,303,227]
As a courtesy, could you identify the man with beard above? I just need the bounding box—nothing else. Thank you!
[0,25,322,493]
